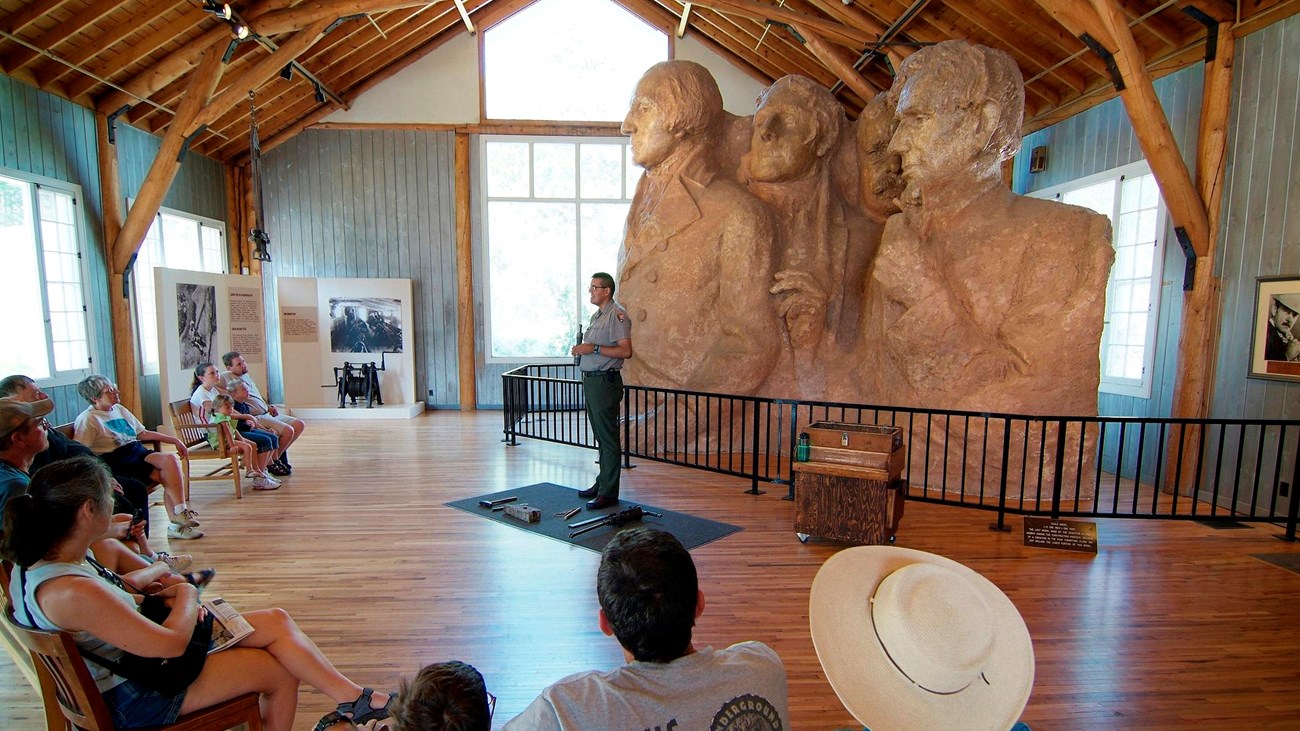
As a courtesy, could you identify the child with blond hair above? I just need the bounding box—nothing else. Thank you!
[209,394,280,490]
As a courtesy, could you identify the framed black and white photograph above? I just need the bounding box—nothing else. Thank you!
[176,282,217,370]
[1249,275,1300,382]
[328,296,404,354]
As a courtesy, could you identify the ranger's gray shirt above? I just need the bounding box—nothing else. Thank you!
[580,301,632,372]
[504,641,789,731]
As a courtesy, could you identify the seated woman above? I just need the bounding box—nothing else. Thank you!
[2,457,393,731]
[73,374,200,541]
[189,362,223,422]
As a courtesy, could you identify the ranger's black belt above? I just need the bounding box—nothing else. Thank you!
[582,370,622,379]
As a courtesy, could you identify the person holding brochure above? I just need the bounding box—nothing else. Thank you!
[3,457,394,731]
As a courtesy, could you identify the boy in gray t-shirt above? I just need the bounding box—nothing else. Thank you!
[504,528,789,730]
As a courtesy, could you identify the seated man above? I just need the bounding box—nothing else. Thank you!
[222,350,303,475]
[505,527,789,730]
[318,660,492,731]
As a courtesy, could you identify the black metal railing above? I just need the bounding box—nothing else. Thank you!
[502,364,1300,538]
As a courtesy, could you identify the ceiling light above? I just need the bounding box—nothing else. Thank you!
[202,0,232,20]
[233,23,249,40]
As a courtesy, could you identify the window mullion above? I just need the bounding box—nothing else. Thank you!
[30,185,61,377]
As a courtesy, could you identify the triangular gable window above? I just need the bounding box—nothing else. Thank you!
[484,0,669,122]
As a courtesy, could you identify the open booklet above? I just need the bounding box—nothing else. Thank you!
[204,597,254,654]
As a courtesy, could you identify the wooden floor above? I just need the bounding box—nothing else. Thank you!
[4,411,1300,730]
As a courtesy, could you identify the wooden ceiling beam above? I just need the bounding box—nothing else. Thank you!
[34,1,191,88]
[1,0,129,74]
[184,19,333,136]
[1111,0,1185,49]
[205,3,471,158]
[112,42,225,273]
[252,0,442,36]
[65,4,208,99]
[938,0,1087,93]
[93,0,292,113]
[688,0,878,47]
[793,25,882,100]
[692,7,840,84]
[1088,0,1208,256]
[0,0,75,35]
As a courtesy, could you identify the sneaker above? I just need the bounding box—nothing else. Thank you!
[259,471,282,486]
[155,552,193,572]
[173,508,201,528]
[167,523,204,540]
[245,470,259,479]
[252,476,280,491]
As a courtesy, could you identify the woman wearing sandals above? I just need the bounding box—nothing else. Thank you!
[2,457,393,730]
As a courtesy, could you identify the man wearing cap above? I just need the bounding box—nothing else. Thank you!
[570,272,633,510]
[1266,294,1300,362]
[505,527,789,730]
[0,396,53,514]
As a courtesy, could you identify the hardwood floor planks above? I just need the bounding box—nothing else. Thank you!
[2,411,1300,729]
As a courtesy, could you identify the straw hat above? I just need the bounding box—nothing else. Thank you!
[809,546,1034,731]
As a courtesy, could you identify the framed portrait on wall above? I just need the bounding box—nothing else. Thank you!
[1249,275,1300,381]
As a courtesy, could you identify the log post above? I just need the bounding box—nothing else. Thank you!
[455,132,476,410]
[96,111,142,416]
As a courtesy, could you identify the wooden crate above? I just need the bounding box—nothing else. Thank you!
[792,461,906,545]
[805,422,903,470]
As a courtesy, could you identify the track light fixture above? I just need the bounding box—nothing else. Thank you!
[233,23,249,39]
[202,0,232,20]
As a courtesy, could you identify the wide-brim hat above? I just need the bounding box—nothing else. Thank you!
[809,546,1034,731]
[0,396,53,440]
[1273,293,1300,315]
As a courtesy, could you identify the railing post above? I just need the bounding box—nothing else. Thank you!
[990,418,1012,532]
[746,398,765,495]
[621,381,634,470]
[501,372,517,446]
[1280,430,1300,542]
[1051,419,1067,520]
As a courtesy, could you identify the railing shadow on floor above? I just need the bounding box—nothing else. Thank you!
[502,364,1300,539]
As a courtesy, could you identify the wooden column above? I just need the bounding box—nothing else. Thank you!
[1167,24,1235,493]
[96,111,142,415]
[111,45,225,274]
[455,132,477,410]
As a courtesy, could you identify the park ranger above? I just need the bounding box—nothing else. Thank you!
[570,272,634,510]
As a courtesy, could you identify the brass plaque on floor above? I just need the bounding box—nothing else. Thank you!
[1023,517,1098,554]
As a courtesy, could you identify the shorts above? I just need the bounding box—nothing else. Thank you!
[101,678,186,728]
[237,428,279,454]
[101,442,156,485]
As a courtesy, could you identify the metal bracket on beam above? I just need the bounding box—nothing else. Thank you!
[1181,6,1219,63]
[324,13,368,35]
[1175,226,1196,290]
[1080,33,1125,92]
[178,125,207,162]
[678,3,692,39]
[122,252,137,300]
[106,104,131,145]
[767,21,805,44]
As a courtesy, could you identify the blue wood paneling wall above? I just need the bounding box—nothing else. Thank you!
[1,73,110,424]
[258,129,460,408]
[1,74,228,428]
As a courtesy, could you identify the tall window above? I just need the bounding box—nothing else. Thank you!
[0,170,93,385]
[1032,161,1166,397]
[482,136,637,361]
[482,0,668,122]
[132,208,227,374]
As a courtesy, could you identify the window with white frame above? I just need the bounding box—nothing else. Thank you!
[131,207,227,375]
[482,0,668,122]
[1031,161,1166,398]
[482,136,638,361]
[0,170,94,385]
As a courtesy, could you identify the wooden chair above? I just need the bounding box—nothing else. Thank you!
[2,601,263,731]
[167,399,244,500]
